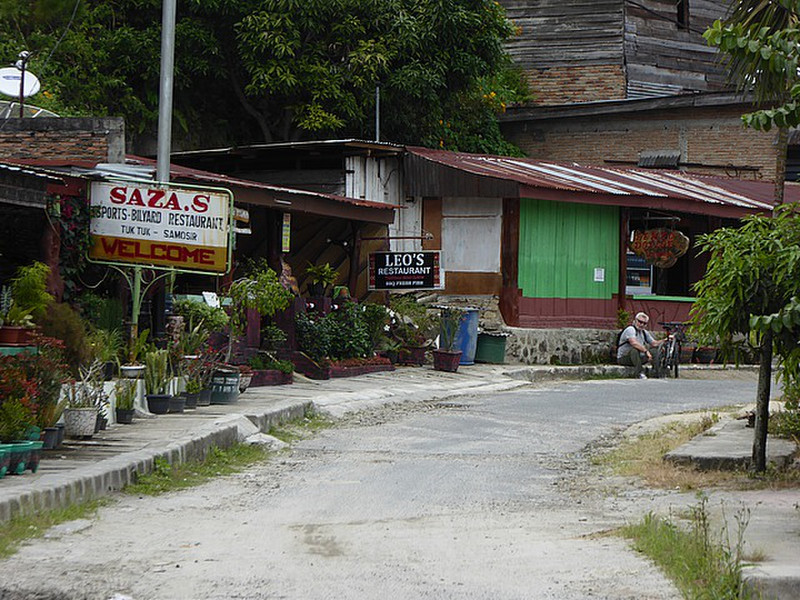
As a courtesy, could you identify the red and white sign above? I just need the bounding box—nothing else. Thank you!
[88,181,232,272]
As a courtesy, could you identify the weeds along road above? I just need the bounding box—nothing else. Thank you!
[0,373,758,600]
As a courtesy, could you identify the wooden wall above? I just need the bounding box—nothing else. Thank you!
[498,0,732,104]
[624,0,730,98]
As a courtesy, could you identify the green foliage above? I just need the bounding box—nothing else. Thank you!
[0,398,34,443]
[128,327,151,365]
[304,262,339,289]
[11,261,54,322]
[144,349,171,395]
[38,302,92,375]
[66,359,108,409]
[248,353,293,373]
[704,3,800,132]
[228,262,292,336]
[621,497,753,600]
[77,293,125,332]
[114,379,137,411]
[438,306,466,351]
[124,444,268,496]
[0,498,106,559]
[295,310,335,363]
[173,298,229,334]
[87,327,124,363]
[691,206,800,345]
[361,303,390,350]
[0,0,526,154]
[260,323,287,352]
[326,302,371,360]
[616,308,632,330]
[388,294,437,347]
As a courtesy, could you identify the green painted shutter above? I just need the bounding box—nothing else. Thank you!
[518,198,619,299]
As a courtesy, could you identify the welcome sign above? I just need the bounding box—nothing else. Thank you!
[88,181,233,273]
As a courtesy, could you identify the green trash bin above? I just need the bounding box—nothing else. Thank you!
[474,332,508,364]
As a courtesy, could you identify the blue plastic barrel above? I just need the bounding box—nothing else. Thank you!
[453,308,480,365]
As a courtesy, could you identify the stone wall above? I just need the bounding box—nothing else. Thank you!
[0,117,125,164]
[505,327,618,365]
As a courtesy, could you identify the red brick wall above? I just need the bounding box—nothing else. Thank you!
[504,104,775,179]
[0,118,125,163]
[527,64,626,105]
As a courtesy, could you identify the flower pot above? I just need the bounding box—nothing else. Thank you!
[102,361,117,381]
[0,325,25,345]
[54,423,65,447]
[146,394,172,415]
[1,442,31,475]
[399,346,427,366]
[95,413,108,433]
[120,364,146,379]
[238,373,253,392]
[41,426,60,450]
[197,388,212,407]
[210,370,241,405]
[63,407,97,439]
[25,441,43,473]
[0,446,10,478]
[432,349,463,372]
[115,408,135,424]
[168,395,186,414]
[183,392,199,409]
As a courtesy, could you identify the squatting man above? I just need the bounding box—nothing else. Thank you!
[616,312,665,379]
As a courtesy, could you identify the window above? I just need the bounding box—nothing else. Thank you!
[677,0,690,30]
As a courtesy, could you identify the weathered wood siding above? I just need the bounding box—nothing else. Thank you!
[624,0,730,98]
[499,0,625,104]
[498,0,732,104]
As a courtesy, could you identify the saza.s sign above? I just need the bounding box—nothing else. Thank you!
[369,251,442,291]
[88,181,232,273]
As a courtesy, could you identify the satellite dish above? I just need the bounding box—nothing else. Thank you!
[0,67,41,98]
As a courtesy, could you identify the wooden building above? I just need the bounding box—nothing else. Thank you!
[500,0,730,105]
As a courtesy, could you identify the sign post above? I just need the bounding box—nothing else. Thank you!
[87,179,234,360]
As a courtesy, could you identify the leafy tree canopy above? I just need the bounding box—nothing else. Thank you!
[704,1,800,131]
[0,0,529,154]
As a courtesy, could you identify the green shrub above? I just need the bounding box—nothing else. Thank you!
[0,398,34,443]
[173,298,229,333]
[295,311,334,363]
[38,303,92,375]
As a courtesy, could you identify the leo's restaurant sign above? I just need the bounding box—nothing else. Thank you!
[88,181,233,273]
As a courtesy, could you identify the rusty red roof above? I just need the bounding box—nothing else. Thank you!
[405,146,787,218]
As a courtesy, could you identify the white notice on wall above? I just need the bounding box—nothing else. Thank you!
[594,268,605,283]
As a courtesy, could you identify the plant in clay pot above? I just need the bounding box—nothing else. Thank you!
[119,328,150,378]
[387,295,437,365]
[432,306,466,372]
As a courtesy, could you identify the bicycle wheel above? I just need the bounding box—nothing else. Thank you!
[657,341,671,378]
[672,340,680,378]
[661,339,677,378]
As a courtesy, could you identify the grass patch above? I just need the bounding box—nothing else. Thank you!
[621,497,755,600]
[594,414,727,490]
[269,409,334,443]
[124,443,268,496]
[0,499,108,559]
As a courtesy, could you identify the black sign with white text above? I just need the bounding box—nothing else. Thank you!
[369,251,442,290]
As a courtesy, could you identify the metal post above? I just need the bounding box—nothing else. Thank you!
[129,266,142,362]
[156,0,177,184]
[375,86,380,142]
[16,51,29,118]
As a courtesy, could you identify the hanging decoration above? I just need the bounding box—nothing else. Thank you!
[629,228,690,268]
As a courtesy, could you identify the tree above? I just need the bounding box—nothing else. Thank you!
[703,1,800,204]
[691,206,800,471]
[0,0,528,154]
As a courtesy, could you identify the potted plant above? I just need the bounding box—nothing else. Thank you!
[225,259,293,363]
[184,374,202,409]
[388,295,437,366]
[0,286,34,345]
[304,262,339,297]
[120,328,150,378]
[89,328,124,380]
[63,361,106,438]
[144,349,173,414]
[114,379,137,424]
[433,307,466,372]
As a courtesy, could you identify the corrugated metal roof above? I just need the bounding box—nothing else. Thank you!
[405,146,782,217]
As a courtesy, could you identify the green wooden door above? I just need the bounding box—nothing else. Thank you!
[518,199,619,299]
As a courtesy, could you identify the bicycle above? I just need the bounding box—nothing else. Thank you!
[657,321,689,378]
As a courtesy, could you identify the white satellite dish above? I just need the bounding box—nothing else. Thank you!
[0,67,41,98]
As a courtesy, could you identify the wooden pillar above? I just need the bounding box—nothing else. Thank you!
[618,207,629,315]
[348,221,362,297]
[499,197,520,327]
[40,214,64,301]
